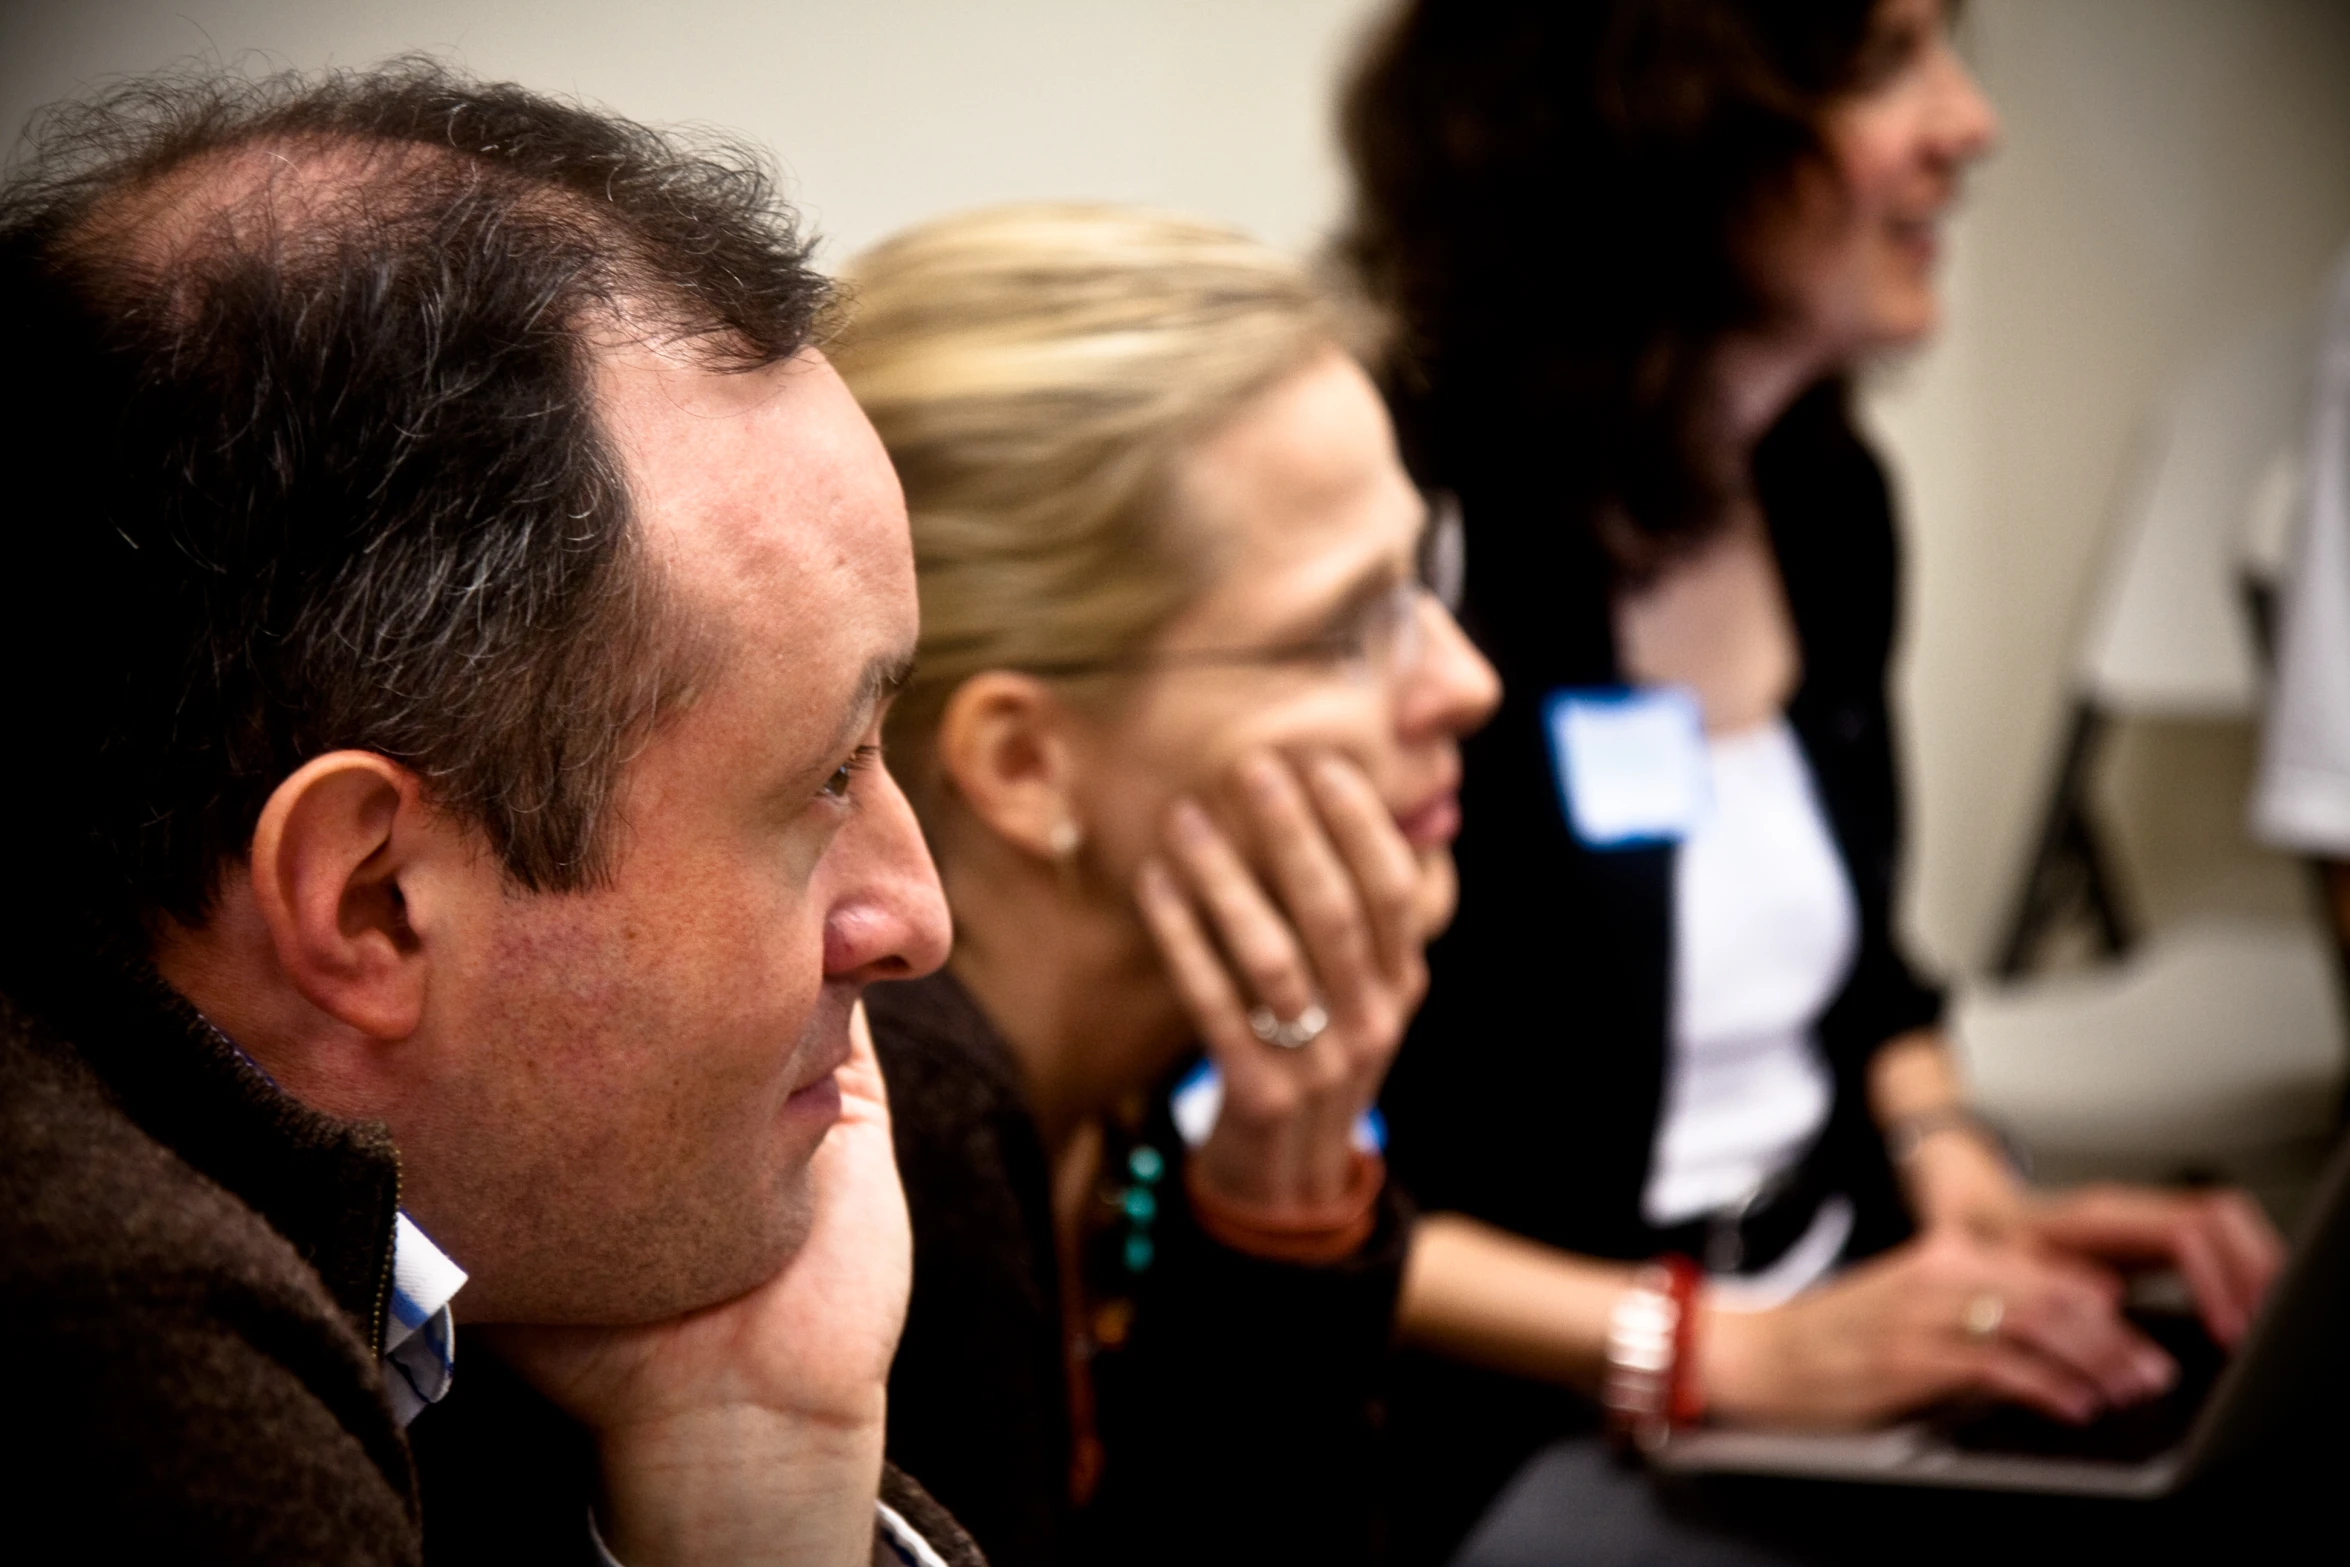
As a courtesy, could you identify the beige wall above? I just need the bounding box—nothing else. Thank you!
[1872,0,2350,971]
[0,0,1380,260]
[7,0,2350,976]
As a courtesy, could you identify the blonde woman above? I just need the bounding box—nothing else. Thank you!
[835,206,1499,1567]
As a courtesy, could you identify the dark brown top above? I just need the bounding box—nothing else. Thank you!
[1,966,415,1562]
[871,967,1411,1567]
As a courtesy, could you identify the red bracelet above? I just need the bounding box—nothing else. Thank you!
[1602,1254,1706,1453]
[1183,1149,1384,1265]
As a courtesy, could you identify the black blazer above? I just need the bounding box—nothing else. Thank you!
[1381,379,1944,1266]
[1373,381,1947,1564]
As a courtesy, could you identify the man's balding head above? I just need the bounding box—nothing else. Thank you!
[0,62,831,973]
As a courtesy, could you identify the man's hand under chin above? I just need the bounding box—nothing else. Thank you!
[482,1002,910,1567]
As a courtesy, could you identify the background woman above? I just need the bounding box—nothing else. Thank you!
[833,205,1500,1566]
[1340,0,2284,1557]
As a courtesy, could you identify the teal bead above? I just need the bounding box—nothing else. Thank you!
[1127,1146,1164,1184]
[1123,1233,1155,1273]
[1121,1187,1157,1224]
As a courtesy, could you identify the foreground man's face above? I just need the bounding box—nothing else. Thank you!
[408,347,950,1325]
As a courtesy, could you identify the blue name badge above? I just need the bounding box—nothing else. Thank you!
[1544,685,1712,848]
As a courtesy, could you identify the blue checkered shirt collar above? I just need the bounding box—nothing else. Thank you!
[193,1014,466,1427]
[383,1211,466,1426]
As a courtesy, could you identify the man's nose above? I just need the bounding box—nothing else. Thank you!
[822,761,952,982]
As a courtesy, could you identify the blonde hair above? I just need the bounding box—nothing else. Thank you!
[831,202,1360,809]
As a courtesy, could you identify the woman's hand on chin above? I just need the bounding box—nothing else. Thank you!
[1132,748,1425,1216]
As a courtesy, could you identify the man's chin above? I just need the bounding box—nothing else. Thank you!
[619,1160,821,1324]
[633,1089,834,1318]
[751,1145,822,1283]
[780,1068,843,1130]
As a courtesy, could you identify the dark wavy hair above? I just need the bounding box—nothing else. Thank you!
[1340,0,1896,567]
[0,61,829,975]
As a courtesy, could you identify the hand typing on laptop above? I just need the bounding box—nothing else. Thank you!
[1695,1062,2283,1430]
[1915,1159,2282,1350]
[1701,1224,2177,1427]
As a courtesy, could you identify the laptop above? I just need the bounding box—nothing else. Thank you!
[1652,1131,2350,1497]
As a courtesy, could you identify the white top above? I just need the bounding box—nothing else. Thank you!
[2254,246,2350,852]
[1643,717,1857,1230]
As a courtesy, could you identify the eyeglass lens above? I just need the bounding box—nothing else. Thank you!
[1419,491,1466,614]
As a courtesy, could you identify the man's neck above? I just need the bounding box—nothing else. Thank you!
[149,883,379,1122]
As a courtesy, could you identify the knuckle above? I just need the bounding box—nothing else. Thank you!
[1354,997,1402,1050]
[1301,898,1360,949]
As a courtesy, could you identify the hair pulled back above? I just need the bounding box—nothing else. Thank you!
[833,203,1357,811]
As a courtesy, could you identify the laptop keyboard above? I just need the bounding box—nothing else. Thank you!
[1935,1309,2227,1465]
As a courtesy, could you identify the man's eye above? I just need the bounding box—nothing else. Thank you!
[821,744,882,801]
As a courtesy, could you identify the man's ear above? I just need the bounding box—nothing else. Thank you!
[934,672,1083,861]
[246,750,433,1041]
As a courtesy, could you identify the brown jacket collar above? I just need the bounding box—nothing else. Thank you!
[52,954,403,1352]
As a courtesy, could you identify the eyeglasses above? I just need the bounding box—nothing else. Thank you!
[1023,492,1466,685]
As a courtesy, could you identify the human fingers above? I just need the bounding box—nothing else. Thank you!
[1138,852,1363,1208]
[1984,1250,2172,1410]
[2169,1192,2283,1347]
[1230,752,1381,1021]
[2169,1222,2245,1348]
[1161,793,1320,1027]
[1755,1243,2103,1428]
[1302,752,1425,986]
[1863,1238,2111,1423]
[2030,1183,2239,1265]
[2033,1185,2282,1345]
[1942,1340,2104,1425]
[1133,853,1266,1069]
[837,1001,892,1128]
[2209,1190,2286,1318]
[2027,1184,2182,1260]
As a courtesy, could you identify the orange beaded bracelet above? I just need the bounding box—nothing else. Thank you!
[1182,1147,1385,1265]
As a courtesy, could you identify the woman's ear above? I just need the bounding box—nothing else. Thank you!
[934,672,1084,862]
[245,750,433,1041]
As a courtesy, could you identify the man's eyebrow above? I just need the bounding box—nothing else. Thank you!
[818,649,915,757]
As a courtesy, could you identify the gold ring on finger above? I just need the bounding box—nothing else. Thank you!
[1962,1292,2005,1343]
[1247,1001,1329,1050]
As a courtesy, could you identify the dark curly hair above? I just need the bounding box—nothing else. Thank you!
[0,61,830,974]
[1340,0,1900,567]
